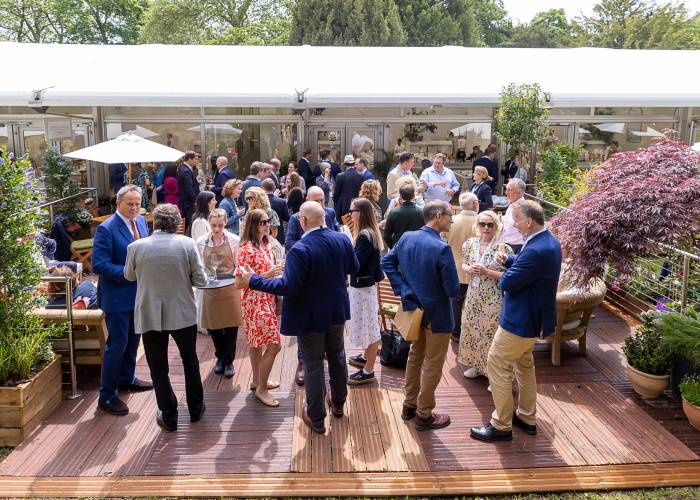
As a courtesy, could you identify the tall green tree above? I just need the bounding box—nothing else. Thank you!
[471,0,511,46]
[397,0,479,46]
[509,9,576,48]
[0,0,55,43]
[289,0,406,46]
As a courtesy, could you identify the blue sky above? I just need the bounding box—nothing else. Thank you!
[502,0,700,23]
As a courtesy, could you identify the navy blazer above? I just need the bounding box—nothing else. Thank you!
[250,227,359,336]
[298,157,314,189]
[471,182,493,212]
[499,229,562,338]
[474,156,499,191]
[285,207,339,251]
[332,167,365,222]
[177,165,199,213]
[350,232,384,288]
[212,166,236,204]
[268,193,290,245]
[92,214,148,314]
[381,226,460,334]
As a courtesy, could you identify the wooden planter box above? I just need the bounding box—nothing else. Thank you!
[0,356,62,446]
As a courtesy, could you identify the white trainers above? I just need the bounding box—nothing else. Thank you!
[463,367,482,379]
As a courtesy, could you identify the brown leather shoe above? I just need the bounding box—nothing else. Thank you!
[415,412,451,431]
[326,393,344,418]
[401,404,417,421]
[295,362,305,386]
[302,405,325,434]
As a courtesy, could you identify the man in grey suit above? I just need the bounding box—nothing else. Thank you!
[124,203,207,432]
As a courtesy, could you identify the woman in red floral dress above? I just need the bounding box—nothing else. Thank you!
[238,208,284,407]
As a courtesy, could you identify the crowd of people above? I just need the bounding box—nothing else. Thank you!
[87,148,562,444]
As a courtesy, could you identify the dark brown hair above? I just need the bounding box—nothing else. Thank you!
[239,208,269,248]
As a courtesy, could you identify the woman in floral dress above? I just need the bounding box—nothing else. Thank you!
[458,210,513,379]
[238,209,285,407]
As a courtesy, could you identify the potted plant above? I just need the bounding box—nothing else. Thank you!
[0,148,62,446]
[679,375,700,430]
[658,306,700,397]
[622,310,673,398]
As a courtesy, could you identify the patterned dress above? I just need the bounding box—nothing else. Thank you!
[458,237,513,373]
[238,241,280,348]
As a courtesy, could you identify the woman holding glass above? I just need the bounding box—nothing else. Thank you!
[196,208,241,378]
[458,210,513,379]
[219,179,244,235]
[238,208,284,407]
[239,187,280,239]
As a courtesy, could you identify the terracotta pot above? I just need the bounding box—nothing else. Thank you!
[627,365,669,399]
[682,398,700,431]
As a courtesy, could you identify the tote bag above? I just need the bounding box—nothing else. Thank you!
[393,304,423,341]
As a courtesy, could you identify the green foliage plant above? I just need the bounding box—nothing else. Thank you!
[538,144,583,209]
[658,306,700,365]
[42,146,91,227]
[622,309,673,375]
[494,82,550,161]
[0,148,58,385]
[680,375,700,406]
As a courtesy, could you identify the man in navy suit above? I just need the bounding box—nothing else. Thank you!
[471,200,561,443]
[177,151,200,234]
[332,155,365,223]
[285,186,339,252]
[237,201,359,434]
[92,185,153,415]
[263,178,289,246]
[211,156,235,205]
[298,148,314,190]
[381,200,460,431]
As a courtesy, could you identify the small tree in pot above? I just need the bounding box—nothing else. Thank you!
[622,310,673,398]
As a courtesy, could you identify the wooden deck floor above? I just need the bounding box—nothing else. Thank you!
[1,304,699,496]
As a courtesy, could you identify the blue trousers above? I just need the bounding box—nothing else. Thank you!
[99,311,140,403]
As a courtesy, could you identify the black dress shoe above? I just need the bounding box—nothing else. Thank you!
[98,396,129,416]
[513,412,537,435]
[295,363,305,386]
[190,402,206,423]
[120,377,153,392]
[302,405,325,434]
[214,359,224,375]
[325,393,344,418]
[470,423,512,442]
[224,363,235,378]
[156,410,177,432]
[401,405,417,421]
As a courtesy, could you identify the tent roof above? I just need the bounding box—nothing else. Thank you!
[2,43,700,108]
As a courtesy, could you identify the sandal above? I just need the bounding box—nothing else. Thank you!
[249,380,280,391]
[255,390,279,407]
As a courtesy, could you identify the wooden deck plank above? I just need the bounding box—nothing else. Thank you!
[385,388,430,472]
[372,388,408,472]
[328,392,353,473]
[291,388,311,472]
[352,387,387,472]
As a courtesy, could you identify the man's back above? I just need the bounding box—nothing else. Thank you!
[178,165,199,209]
[383,202,424,248]
[333,168,364,220]
[268,193,290,244]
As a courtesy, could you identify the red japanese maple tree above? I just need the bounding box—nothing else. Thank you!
[550,135,700,287]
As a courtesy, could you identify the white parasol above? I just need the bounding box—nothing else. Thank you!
[692,142,700,151]
[63,132,184,164]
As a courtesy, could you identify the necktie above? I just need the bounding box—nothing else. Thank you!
[130,219,140,241]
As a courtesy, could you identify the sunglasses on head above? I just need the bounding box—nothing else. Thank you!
[245,196,256,201]
[478,222,496,228]
[257,219,270,226]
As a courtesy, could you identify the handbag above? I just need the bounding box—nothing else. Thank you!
[394,303,423,341]
[380,330,411,368]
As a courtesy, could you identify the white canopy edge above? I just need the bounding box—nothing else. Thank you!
[2,43,700,108]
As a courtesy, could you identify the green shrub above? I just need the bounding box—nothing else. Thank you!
[622,310,673,375]
[538,144,583,209]
[680,375,700,406]
[658,307,700,365]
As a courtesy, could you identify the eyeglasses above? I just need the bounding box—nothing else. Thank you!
[349,209,360,213]
[257,219,270,226]
[478,222,496,228]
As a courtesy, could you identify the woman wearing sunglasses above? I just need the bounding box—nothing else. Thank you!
[238,209,285,407]
[458,210,513,381]
[239,186,280,239]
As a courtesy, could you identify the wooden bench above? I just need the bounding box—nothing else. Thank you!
[34,308,108,366]
[377,277,401,332]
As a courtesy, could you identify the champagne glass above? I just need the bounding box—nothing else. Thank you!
[209,253,220,281]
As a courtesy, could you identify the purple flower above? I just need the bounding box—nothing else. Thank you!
[656,296,672,311]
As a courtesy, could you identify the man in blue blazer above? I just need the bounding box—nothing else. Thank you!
[381,200,460,431]
[237,201,359,434]
[211,156,235,205]
[92,185,153,416]
[263,178,290,246]
[177,151,200,234]
[285,186,339,252]
[332,155,365,224]
[471,200,561,443]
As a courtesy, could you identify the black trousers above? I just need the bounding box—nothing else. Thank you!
[142,325,204,428]
[208,326,238,365]
[450,283,469,337]
[298,324,347,427]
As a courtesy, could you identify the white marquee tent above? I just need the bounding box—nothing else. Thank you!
[2,43,700,108]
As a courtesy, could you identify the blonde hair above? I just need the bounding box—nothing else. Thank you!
[208,207,227,223]
[245,186,270,210]
[394,175,417,191]
[222,179,242,198]
[472,210,503,241]
[474,165,492,182]
[359,179,382,203]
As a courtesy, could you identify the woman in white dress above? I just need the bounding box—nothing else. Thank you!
[346,198,385,385]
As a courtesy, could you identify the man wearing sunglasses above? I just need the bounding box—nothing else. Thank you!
[471,200,561,443]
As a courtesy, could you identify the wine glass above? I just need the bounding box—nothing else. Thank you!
[208,253,220,282]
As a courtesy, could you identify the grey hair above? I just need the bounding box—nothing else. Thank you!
[116,184,142,203]
[320,161,331,170]
[153,203,181,233]
[208,207,228,223]
[514,199,545,226]
[269,158,281,166]
[459,192,478,210]
[423,200,451,223]
[216,156,228,165]
[250,161,264,175]
[508,178,526,192]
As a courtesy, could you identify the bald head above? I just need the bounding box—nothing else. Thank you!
[299,200,325,231]
[306,186,325,206]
